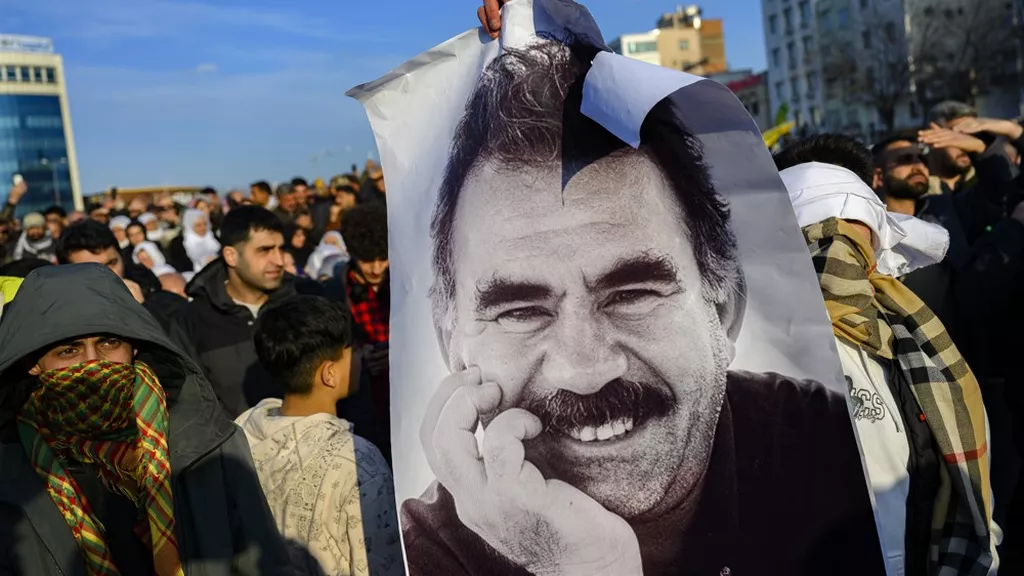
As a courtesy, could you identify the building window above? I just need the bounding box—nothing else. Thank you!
[45,67,57,84]
[25,116,63,129]
[752,101,761,115]
[819,9,832,31]
[679,40,690,50]
[862,30,872,49]
[4,67,14,82]
[837,8,850,28]
[802,35,814,56]
[769,14,778,34]
[884,21,898,42]
[791,78,801,102]
[807,72,818,98]
[798,1,811,27]
[18,67,29,82]
[0,116,18,129]
[776,81,785,102]
[811,106,822,126]
[772,48,782,67]
[795,110,804,126]
[787,41,797,69]
[783,8,794,33]
[627,41,658,54]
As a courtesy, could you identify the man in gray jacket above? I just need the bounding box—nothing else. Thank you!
[0,263,292,575]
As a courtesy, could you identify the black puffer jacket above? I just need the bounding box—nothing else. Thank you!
[169,259,320,419]
[0,263,292,575]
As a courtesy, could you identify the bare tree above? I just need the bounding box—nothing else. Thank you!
[820,8,912,132]
[908,0,1017,108]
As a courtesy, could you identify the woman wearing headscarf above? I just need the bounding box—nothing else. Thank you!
[175,209,220,273]
[284,224,314,273]
[108,215,132,249]
[303,231,349,280]
[776,141,997,576]
[132,241,170,272]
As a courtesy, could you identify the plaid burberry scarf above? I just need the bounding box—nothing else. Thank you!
[347,269,389,344]
[804,218,994,575]
[17,359,183,576]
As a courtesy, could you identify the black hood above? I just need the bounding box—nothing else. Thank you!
[0,263,234,466]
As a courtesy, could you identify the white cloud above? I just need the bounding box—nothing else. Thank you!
[194,62,218,74]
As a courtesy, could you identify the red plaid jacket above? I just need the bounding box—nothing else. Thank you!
[346,269,389,344]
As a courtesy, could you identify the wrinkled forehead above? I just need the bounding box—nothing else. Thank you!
[455,151,681,228]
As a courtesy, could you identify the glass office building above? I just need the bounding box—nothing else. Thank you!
[0,35,81,216]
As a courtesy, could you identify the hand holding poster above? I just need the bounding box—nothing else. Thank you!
[348,1,885,574]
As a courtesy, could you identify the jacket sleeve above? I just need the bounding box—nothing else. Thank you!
[0,202,14,223]
[220,430,295,576]
[346,443,404,576]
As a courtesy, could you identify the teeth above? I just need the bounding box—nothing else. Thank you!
[566,417,636,443]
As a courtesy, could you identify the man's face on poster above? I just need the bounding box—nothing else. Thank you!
[443,152,731,518]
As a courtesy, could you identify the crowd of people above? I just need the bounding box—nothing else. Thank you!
[0,1,1020,572]
[0,161,401,575]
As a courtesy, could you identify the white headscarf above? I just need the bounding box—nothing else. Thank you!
[109,215,132,249]
[304,231,350,279]
[138,212,164,242]
[182,209,220,272]
[780,162,949,277]
[132,241,167,269]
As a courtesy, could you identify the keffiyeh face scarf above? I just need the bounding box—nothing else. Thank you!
[17,359,183,576]
[803,217,994,574]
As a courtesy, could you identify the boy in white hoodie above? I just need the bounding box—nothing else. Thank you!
[236,295,403,576]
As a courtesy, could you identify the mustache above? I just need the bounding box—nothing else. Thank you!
[523,379,676,435]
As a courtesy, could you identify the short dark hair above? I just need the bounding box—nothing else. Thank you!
[0,258,53,278]
[219,205,284,248]
[929,100,976,127]
[44,205,66,219]
[871,131,920,165]
[773,134,875,185]
[254,296,352,395]
[56,220,119,264]
[200,187,218,198]
[291,177,309,188]
[430,37,739,324]
[341,203,388,262]
[123,262,160,297]
[250,181,272,196]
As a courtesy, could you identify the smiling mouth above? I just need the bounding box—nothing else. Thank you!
[563,417,635,442]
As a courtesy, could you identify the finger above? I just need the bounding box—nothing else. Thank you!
[483,0,502,34]
[420,368,483,457]
[477,6,488,31]
[432,381,502,489]
[482,408,543,483]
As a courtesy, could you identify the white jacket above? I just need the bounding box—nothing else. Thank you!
[236,399,403,576]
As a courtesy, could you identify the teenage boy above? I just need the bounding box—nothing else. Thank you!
[236,295,403,576]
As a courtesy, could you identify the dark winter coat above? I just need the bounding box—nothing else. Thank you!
[0,263,292,575]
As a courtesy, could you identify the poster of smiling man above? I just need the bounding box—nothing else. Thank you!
[347,1,884,574]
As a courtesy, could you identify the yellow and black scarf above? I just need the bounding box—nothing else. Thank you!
[803,217,994,574]
[17,359,184,576]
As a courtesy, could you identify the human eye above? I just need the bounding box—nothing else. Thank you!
[55,346,79,359]
[603,289,668,316]
[99,338,125,350]
[495,306,554,333]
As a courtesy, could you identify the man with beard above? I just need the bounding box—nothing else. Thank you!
[0,263,292,575]
[401,37,883,576]
[13,213,56,263]
[170,206,298,418]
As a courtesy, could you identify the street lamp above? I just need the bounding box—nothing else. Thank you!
[39,157,67,207]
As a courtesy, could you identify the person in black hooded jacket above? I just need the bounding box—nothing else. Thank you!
[0,263,292,575]
[168,206,323,419]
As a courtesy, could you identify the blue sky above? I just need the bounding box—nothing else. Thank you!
[0,0,766,193]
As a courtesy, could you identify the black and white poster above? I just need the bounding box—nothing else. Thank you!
[348,1,885,574]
